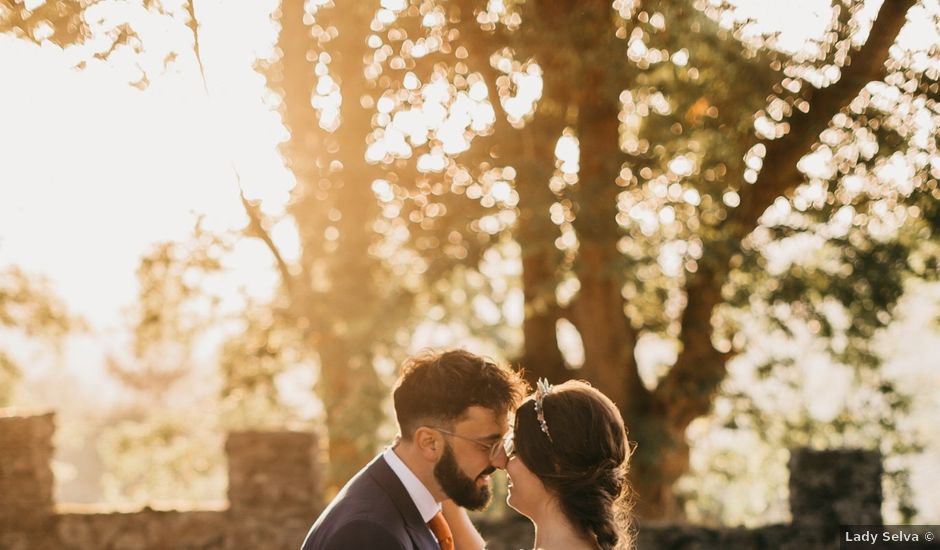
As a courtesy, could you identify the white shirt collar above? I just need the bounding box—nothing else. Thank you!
[383,446,442,524]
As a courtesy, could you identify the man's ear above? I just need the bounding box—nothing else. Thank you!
[413,426,443,460]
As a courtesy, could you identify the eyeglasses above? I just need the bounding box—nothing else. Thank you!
[430,427,504,461]
[501,430,515,459]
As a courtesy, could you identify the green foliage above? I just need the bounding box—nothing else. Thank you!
[98,224,234,502]
[7,0,939,521]
[216,296,313,430]
[1,0,91,49]
[680,345,924,524]
[0,266,73,339]
[0,351,20,407]
[1,0,198,88]
[95,219,322,501]
[98,412,226,505]
[107,223,229,395]
[0,266,75,406]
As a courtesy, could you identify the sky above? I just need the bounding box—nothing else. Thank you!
[0,0,292,400]
[1,0,938,521]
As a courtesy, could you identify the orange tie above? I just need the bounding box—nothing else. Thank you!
[427,511,454,550]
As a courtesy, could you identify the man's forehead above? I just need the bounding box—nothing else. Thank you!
[456,405,508,432]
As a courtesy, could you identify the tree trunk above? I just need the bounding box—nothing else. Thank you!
[315,335,385,494]
[569,60,644,410]
[657,261,730,430]
[516,119,568,383]
[569,241,639,408]
[627,399,689,520]
[631,259,730,518]
[519,245,568,383]
[274,0,387,491]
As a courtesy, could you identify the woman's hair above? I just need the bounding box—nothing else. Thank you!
[513,380,634,550]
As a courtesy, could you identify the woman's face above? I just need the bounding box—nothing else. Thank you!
[504,450,549,517]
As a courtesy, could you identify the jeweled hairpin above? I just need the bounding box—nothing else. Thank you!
[534,377,554,442]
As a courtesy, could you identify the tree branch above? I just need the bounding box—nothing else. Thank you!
[184,0,209,96]
[654,257,732,429]
[731,0,916,235]
[239,189,296,299]
[183,0,301,306]
[656,0,916,433]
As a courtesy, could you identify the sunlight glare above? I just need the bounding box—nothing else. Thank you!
[556,318,585,369]
[555,134,580,175]
[726,0,831,54]
[668,155,695,177]
[380,0,406,11]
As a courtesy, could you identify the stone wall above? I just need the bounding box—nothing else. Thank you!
[225,431,321,550]
[0,413,57,550]
[477,449,890,550]
[57,509,226,550]
[0,412,924,550]
[0,413,321,550]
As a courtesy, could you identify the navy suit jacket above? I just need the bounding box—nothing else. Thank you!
[300,454,440,550]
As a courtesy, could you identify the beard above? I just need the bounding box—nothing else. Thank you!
[434,442,494,510]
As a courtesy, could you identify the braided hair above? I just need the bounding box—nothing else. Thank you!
[513,380,634,550]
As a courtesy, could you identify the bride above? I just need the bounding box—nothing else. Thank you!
[448,379,634,550]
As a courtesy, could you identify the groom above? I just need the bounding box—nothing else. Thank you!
[301,348,527,549]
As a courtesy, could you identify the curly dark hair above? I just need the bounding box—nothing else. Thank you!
[393,348,528,439]
[513,380,634,550]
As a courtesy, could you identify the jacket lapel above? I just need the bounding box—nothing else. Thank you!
[368,455,440,550]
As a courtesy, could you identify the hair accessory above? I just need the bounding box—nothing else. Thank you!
[534,378,554,442]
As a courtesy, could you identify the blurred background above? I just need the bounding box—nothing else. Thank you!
[1,0,938,527]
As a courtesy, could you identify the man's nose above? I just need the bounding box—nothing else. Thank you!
[490,445,508,470]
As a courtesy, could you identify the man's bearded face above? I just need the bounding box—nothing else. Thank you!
[434,441,494,510]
